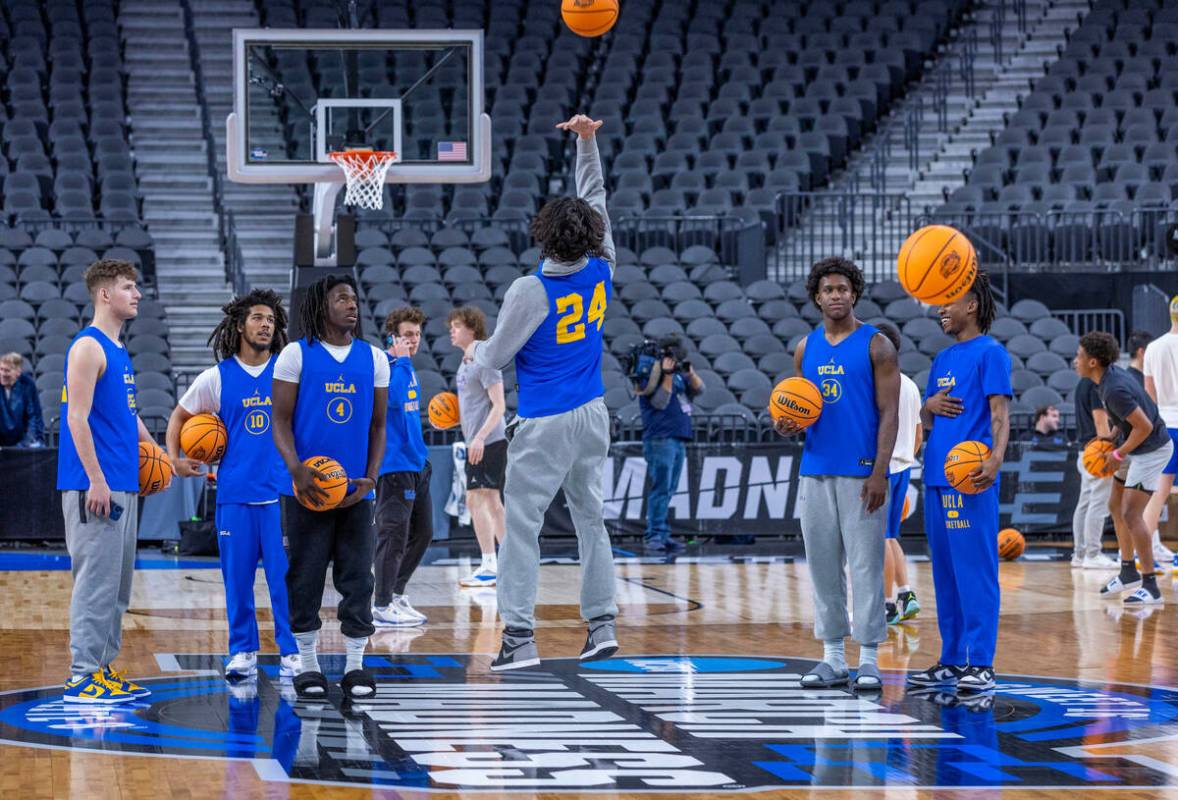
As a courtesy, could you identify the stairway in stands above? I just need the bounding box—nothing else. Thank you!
[119,0,228,375]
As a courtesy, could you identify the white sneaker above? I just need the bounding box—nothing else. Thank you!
[460,564,497,587]
[1070,555,1085,568]
[1154,542,1175,562]
[1083,553,1120,570]
[1124,586,1164,606]
[225,652,257,681]
[279,654,300,678]
[1100,574,1142,595]
[372,603,423,627]
[394,595,428,623]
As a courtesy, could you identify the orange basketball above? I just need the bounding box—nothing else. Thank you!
[1083,438,1117,478]
[768,376,823,428]
[428,391,460,430]
[998,528,1025,561]
[561,0,619,37]
[901,496,910,520]
[294,456,349,511]
[138,441,173,497]
[180,412,227,463]
[944,440,992,495]
[897,224,978,305]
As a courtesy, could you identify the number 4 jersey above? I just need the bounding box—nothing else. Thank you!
[515,257,612,418]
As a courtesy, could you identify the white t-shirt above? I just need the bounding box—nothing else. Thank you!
[272,340,391,388]
[890,373,923,472]
[178,356,270,415]
[1144,332,1178,428]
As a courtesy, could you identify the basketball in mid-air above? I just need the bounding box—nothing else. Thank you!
[138,441,173,497]
[295,456,348,511]
[998,528,1025,560]
[898,224,977,305]
[428,391,461,430]
[180,412,227,463]
[944,440,991,494]
[768,377,823,428]
[1082,438,1117,477]
[561,0,620,37]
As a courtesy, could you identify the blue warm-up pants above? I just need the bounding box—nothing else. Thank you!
[215,502,297,657]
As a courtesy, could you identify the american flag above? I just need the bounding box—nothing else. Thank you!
[438,141,468,161]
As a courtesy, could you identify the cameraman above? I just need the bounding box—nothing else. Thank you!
[636,336,704,554]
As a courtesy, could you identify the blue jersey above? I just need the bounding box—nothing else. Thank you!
[800,323,881,477]
[515,258,612,418]
[924,335,1013,488]
[280,339,375,497]
[216,356,285,504]
[380,355,428,475]
[57,327,139,492]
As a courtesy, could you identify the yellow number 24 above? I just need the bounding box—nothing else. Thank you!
[555,281,607,344]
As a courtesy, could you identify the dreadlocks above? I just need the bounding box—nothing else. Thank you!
[297,274,360,345]
[965,270,997,334]
[207,288,289,362]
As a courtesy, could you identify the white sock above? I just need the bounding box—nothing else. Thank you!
[345,635,368,672]
[860,644,879,668]
[822,639,848,672]
[482,551,497,569]
[897,584,911,595]
[295,631,320,674]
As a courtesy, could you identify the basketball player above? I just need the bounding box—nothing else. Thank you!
[1072,376,1117,569]
[372,306,433,627]
[910,271,1010,694]
[775,257,898,691]
[272,275,389,698]
[165,290,299,681]
[1075,332,1174,605]
[876,323,922,625]
[449,305,507,587]
[464,114,617,671]
[59,259,155,703]
[1143,298,1178,570]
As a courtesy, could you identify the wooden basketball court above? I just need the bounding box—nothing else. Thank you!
[1,549,1177,798]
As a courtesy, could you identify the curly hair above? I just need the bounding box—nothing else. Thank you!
[1080,331,1119,367]
[83,258,138,296]
[806,257,864,309]
[446,305,487,339]
[208,289,288,362]
[530,196,606,264]
[298,274,361,345]
[384,305,425,337]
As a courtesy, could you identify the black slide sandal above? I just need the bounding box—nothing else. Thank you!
[341,669,376,698]
[293,670,328,698]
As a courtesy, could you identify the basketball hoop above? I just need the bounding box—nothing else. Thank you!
[327,149,399,209]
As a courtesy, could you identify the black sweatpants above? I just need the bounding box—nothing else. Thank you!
[281,495,376,639]
[373,463,433,606]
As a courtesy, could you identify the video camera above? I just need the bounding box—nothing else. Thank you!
[621,336,691,393]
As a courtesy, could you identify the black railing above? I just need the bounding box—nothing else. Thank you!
[223,210,250,296]
[775,192,915,283]
[613,214,764,282]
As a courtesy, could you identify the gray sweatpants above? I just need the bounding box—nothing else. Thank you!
[497,397,617,630]
[62,490,139,676]
[798,475,887,646]
[1072,453,1111,559]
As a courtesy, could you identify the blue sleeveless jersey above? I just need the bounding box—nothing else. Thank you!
[381,355,428,475]
[515,258,612,418]
[57,327,139,492]
[279,339,375,497]
[800,323,881,477]
[216,356,285,504]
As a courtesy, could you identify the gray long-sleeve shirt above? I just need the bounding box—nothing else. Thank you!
[472,136,615,371]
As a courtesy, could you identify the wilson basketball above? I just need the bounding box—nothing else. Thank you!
[1083,438,1117,478]
[998,528,1025,561]
[768,376,823,428]
[294,456,349,511]
[943,440,992,495]
[428,391,461,430]
[180,412,228,463]
[138,441,173,497]
[897,224,978,305]
[561,0,619,37]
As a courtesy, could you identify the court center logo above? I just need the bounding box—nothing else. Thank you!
[2,654,1178,792]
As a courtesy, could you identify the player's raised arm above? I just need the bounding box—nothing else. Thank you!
[557,114,615,268]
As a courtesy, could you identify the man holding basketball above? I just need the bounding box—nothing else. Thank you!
[272,275,388,699]
[777,257,899,691]
[59,259,159,703]
[911,271,1010,694]
[464,114,618,671]
[166,290,299,682]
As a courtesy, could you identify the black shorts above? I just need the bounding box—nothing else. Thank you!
[467,438,508,491]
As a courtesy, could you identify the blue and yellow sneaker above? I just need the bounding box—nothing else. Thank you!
[105,666,151,698]
[63,671,137,704]
[897,590,921,621]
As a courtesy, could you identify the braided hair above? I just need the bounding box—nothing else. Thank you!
[208,289,289,362]
[965,270,997,334]
[297,274,361,345]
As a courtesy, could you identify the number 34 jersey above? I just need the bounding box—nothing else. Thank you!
[515,257,613,418]
[217,355,286,504]
[800,323,882,478]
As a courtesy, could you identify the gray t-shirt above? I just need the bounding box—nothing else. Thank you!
[457,360,506,444]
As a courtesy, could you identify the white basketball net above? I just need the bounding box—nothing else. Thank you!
[328,150,399,209]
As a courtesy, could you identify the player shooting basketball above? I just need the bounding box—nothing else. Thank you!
[463,114,618,671]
